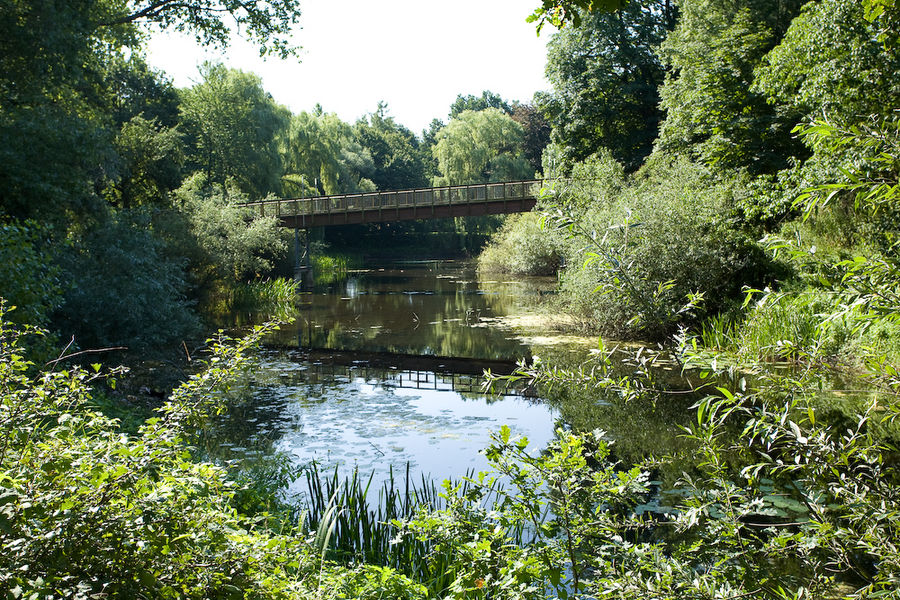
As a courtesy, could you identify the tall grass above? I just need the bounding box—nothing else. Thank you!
[311,254,355,285]
[699,313,739,352]
[300,463,516,596]
[736,293,825,361]
[231,277,298,314]
[698,291,852,363]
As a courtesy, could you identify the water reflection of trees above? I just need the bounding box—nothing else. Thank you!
[291,265,540,360]
[529,345,703,491]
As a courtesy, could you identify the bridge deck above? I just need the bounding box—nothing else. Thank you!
[245,179,544,227]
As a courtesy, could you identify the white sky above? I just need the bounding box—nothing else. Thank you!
[143,0,554,136]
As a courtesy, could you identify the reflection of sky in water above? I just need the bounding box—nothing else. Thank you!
[220,262,563,496]
[265,375,556,496]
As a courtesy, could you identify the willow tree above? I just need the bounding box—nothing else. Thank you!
[432,108,532,186]
[280,109,376,196]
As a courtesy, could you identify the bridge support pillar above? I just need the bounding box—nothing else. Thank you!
[294,227,313,286]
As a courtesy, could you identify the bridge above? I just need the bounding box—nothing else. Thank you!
[244,179,545,228]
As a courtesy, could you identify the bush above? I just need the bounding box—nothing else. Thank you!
[0,220,63,358]
[174,173,290,283]
[554,157,782,340]
[54,211,200,354]
[477,213,563,276]
[0,313,425,599]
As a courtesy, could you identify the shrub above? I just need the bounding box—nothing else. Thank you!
[174,173,290,283]
[54,211,200,354]
[553,158,781,340]
[477,213,564,276]
[0,312,425,599]
[0,220,63,330]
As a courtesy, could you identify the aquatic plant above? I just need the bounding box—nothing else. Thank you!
[301,463,457,594]
[231,276,299,314]
[300,462,522,597]
[311,253,354,285]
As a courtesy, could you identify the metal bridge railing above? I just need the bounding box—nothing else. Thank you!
[243,179,544,219]
[299,362,535,398]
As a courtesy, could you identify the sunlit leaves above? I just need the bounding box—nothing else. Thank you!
[101,0,303,59]
[180,62,289,199]
[398,427,651,599]
[657,0,806,174]
[432,109,532,186]
[542,0,670,171]
[527,0,626,34]
[0,312,318,597]
[281,110,376,196]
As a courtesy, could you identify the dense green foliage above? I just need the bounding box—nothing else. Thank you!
[55,212,201,353]
[0,315,432,598]
[449,91,514,119]
[656,0,807,174]
[472,1,900,596]
[180,63,289,199]
[432,109,534,186]
[0,222,62,330]
[354,104,429,192]
[542,0,672,170]
[477,212,564,276]
[174,175,289,283]
[4,0,900,596]
[554,158,779,339]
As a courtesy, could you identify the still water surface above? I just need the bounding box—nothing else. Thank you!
[212,261,587,495]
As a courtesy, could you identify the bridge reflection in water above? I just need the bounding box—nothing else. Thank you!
[274,348,536,399]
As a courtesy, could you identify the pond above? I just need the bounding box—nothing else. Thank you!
[207,260,599,496]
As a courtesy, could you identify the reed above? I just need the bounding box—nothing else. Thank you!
[299,463,521,596]
[698,313,739,352]
[736,292,829,361]
[301,463,450,590]
[311,254,355,285]
[231,277,299,314]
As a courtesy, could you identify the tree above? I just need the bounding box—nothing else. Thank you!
[754,0,900,130]
[656,0,806,174]
[54,211,201,353]
[511,104,551,174]
[543,0,672,171]
[354,103,429,191]
[179,63,289,199]
[96,0,302,58]
[104,54,182,129]
[432,109,532,186]
[280,109,376,196]
[0,0,125,221]
[528,0,627,33]
[0,0,302,222]
[108,115,185,208]
[449,91,513,119]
